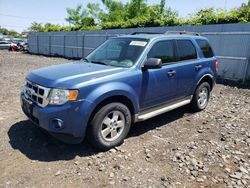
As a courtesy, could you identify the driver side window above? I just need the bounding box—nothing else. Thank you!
[147,40,176,64]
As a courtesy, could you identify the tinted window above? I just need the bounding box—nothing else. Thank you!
[176,40,197,61]
[147,40,175,64]
[196,39,214,58]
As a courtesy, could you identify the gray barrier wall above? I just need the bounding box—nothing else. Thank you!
[28,23,250,82]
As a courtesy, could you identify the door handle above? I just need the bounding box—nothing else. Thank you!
[167,70,176,77]
[195,64,202,70]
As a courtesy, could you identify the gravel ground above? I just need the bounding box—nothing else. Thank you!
[0,50,250,188]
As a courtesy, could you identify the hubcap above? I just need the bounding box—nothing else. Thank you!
[101,111,125,141]
[198,87,208,107]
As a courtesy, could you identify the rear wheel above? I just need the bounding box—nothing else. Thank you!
[191,82,211,111]
[87,102,131,150]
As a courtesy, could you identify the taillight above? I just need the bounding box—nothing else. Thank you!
[215,60,219,74]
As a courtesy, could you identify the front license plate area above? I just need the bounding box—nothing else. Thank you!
[22,97,33,115]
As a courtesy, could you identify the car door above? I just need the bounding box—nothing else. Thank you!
[174,39,203,98]
[140,40,178,110]
[0,42,5,49]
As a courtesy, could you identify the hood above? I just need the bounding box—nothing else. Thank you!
[26,61,126,89]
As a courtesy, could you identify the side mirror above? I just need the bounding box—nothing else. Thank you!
[142,58,162,70]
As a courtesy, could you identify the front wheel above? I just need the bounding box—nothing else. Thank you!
[87,102,131,150]
[191,82,211,111]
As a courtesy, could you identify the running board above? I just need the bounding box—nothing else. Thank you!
[137,99,191,121]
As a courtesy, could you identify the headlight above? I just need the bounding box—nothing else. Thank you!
[49,89,78,105]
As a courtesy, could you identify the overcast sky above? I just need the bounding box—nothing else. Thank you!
[0,0,247,33]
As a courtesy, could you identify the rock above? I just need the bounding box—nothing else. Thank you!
[225,168,231,173]
[55,171,61,176]
[239,166,248,174]
[110,149,116,153]
[175,152,182,161]
[109,172,115,178]
[88,161,93,166]
[197,129,203,133]
[98,166,105,171]
[230,172,243,180]
[203,166,209,172]
[191,170,198,177]
[196,177,204,182]
[146,153,152,159]
[123,176,130,181]
[160,176,167,181]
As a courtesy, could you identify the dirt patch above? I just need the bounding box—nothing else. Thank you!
[0,51,250,187]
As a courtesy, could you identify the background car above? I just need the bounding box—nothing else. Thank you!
[0,41,13,50]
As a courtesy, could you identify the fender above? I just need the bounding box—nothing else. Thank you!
[76,82,140,138]
[85,82,139,113]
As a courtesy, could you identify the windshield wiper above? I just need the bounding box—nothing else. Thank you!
[91,60,108,66]
[81,58,89,63]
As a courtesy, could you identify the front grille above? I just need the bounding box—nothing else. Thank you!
[24,80,50,107]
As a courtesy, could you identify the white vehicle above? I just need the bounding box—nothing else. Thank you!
[0,41,12,50]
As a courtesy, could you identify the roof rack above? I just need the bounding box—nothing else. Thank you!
[130,31,201,36]
[131,32,164,35]
[164,31,200,36]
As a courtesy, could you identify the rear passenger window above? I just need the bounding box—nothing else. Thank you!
[176,40,197,61]
[147,41,175,64]
[196,39,214,58]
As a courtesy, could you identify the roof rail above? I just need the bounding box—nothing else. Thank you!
[130,31,200,36]
[165,31,200,36]
[131,32,163,35]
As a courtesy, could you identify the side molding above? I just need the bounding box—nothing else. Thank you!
[136,98,191,122]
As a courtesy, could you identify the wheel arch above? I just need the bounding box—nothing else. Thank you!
[196,74,215,91]
[87,95,136,128]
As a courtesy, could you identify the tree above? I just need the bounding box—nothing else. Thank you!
[0,27,21,37]
[127,0,148,19]
[101,0,126,22]
[28,22,44,32]
[29,0,249,32]
[160,0,166,14]
[236,0,250,22]
[65,4,96,26]
[87,3,103,23]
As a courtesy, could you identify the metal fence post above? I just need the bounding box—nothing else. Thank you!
[243,42,250,83]
[63,35,66,57]
[37,35,39,54]
[49,34,51,56]
[82,35,85,58]
[105,32,108,40]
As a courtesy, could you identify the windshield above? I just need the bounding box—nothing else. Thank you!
[86,38,148,68]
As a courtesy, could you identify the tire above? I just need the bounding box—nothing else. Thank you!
[191,82,211,112]
[87,102,132,150]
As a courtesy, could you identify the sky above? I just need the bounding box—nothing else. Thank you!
[0,0,247,33]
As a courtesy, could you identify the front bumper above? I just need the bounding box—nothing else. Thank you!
[20,93,91,143]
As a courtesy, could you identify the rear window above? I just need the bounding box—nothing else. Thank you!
[196,39,214,58]
[176,40,197,61]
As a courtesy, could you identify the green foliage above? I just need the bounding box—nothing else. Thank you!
[65,4,96,26]
[29,22,44,32]
[188,2,250,25]
[0,27,21,38]
[29,0,250,32]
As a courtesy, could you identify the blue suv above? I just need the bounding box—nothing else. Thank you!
[21,31,218,150]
